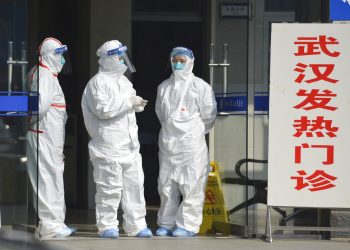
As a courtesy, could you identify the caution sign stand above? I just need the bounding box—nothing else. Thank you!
[199,162,230,235]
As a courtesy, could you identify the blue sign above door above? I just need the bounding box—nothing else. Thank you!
[0,92,38,116]
[330,0,350,21]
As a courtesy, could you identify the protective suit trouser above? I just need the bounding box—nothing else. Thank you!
[157,162,209,233]
[91,147,147,236]
[27,132,66,238]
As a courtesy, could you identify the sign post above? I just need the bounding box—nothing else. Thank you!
[266,23,350,242]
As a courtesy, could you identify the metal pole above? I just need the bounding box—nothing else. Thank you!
[21,41,28,91]
[208,44,216,162]
[217,44,230,116]
[265,206,273,243]
[222,44,228,97]
[7,41,13,94]
[209,43,215,88]
[209,44,219,72]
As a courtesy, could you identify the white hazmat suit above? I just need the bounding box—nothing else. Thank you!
[155,47,217,235]
[81,40,150,237]
[27,37,73,239]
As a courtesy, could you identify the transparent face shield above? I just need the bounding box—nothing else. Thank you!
[169,47,194,71]
[107,45,136,73]
[55,45,72,75]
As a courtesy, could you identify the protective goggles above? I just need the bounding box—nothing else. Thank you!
[106,45,136,73]
[55,45,68,54]
[170,47,194,59]
[107,45,127,56]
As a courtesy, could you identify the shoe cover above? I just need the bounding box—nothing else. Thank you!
[66,226,77,234]
[99,228,119,238]
[53,227,74,238]
[155,227,172,236]
[136,228,153,238]
[172,227,195,237]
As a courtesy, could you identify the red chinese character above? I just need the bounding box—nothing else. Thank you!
[294,89,337,111]
[293,116,339,137]
[291,170,337,191]
[295,143,334,165]
[294,63,338,84]
[294,35,340,57]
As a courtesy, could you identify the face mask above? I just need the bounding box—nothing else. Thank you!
[61,56,66,65]
[172,62,185,70]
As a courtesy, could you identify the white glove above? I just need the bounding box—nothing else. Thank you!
[129,96,143,108]
[134,106,145,113]
[140,99,148,107]
[130,96,148,112]
[135,99,148,113]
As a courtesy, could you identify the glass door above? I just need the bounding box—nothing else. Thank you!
[211,1,250,237]
[0,0,38,232]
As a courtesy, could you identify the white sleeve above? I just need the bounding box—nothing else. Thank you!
[87,79,133,119]
[199,81,217,134]
[38,75,55,121]
[155,85,163,123]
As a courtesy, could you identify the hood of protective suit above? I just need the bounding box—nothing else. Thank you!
[170,46,194,82]
[172,56,194,81]
[97,40,127,79]
[39,37,64,75]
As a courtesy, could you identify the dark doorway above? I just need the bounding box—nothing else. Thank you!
[132,20,204,205]
[30,0,90,211]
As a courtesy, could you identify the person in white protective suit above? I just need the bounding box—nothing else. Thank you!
[155,47,217,237]
[27,37,76,239]
[81,40,152,238]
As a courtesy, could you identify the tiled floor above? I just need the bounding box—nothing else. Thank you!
[2,206,350,250]
[2,231,349,250]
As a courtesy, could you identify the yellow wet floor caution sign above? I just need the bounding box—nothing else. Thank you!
[199,162,230,235]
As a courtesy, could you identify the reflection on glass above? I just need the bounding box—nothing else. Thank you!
[0,0,37,232]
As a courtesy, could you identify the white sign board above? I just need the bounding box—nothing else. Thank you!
[268,23,350,208]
